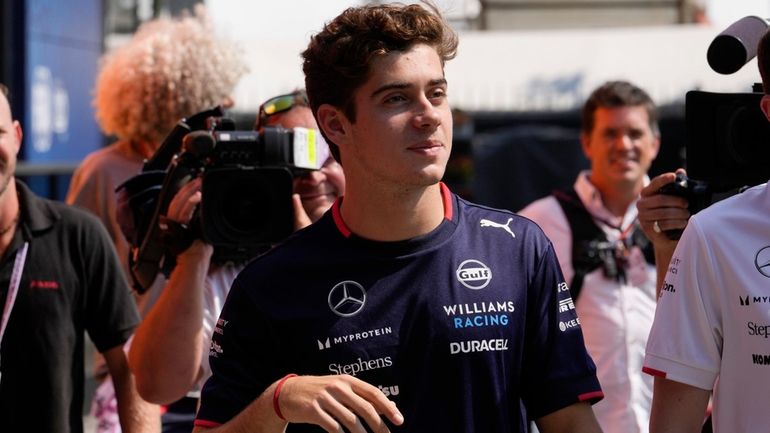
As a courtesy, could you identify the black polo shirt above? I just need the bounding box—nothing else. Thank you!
[0,181,139,433]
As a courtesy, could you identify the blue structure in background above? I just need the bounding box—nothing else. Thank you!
[21,0,103,200]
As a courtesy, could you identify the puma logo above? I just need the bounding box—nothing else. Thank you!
[480,218,516,239]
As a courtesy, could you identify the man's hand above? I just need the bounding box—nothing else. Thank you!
[292,193,313,231]
[637,169,690,245]
[279,375,403,433]
[637,169,691,294]
[167,178,203,225]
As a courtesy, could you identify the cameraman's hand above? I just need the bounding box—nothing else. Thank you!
[167,178,203,226]
[638,169,690,295]
[637,169,690,246]
[277,374,403,433]
[292,193,312,231]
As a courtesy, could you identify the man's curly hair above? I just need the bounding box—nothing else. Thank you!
[302,2,458,163]
[94,5,247,145]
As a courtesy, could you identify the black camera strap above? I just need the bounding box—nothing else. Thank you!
[553,188,654,301]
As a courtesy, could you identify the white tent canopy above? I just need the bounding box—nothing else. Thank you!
[225,24,760,114]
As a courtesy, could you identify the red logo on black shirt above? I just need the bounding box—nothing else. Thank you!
[30,280,59,290]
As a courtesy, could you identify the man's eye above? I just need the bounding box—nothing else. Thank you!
[430,89,447,99]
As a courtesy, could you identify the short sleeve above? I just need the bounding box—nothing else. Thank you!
[195,276,282,426]
[518,196,574,284]
[521,243,603,419]
[643,219,722,390]
[82,214,139,352]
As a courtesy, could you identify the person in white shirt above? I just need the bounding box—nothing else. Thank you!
[520,80,667,433]
[642,29,770,433]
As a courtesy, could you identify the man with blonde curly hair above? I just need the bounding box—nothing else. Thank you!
[65,6,246,433]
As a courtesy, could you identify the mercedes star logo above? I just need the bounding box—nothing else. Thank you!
[755,246,770,278]
[328,280,367,317]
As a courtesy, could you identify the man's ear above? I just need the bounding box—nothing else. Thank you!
[650,133,661,160]
[580,132,592,159]
[316,104,348,147]
[13,120,22,154]
[761,95,770,122]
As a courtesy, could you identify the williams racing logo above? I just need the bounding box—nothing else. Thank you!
[456,259,492,290]
[328,281,367,317]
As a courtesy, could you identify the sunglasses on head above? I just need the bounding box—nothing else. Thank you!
[256,90,309,130]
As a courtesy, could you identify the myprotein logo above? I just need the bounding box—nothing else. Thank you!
[316,326,394,351]
[740,295,770,306]
[328,281,367,317]
[456,259,492,290]
[755,246,770,278]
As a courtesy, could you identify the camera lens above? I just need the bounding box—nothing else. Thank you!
[200,167,294,246]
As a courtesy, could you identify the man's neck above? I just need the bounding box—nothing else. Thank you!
[588,175,643,217]
[340,182,446,242]
[0,179,21,257]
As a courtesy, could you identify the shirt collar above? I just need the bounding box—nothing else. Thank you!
[574,171,648,230]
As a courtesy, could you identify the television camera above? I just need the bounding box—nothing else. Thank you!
[658,15,770,239]
[117,106,330,293]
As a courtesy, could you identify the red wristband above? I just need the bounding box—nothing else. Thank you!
[272,374,297,421]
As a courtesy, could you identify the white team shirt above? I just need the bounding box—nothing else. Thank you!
[644,182,770,433]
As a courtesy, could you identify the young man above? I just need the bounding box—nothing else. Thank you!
[642,30,770,433]
[193,4,603,433]
[519,81,663,433]
[0,85,146,432]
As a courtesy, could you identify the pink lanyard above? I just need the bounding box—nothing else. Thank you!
[0,242,29,384]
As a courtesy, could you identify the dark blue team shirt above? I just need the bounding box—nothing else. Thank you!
[196,184,601,432]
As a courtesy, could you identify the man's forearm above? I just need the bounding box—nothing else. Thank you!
[653,244,676,298]
[104,346,161,433]
[117,390,162,433]
[650,377,710,433]
[130,242,213,404]
[536,402,602,433]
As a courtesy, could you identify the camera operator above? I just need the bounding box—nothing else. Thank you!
[519,80,665,433]
[641,30,770,433]
[65,7,247,432]
[255,90,346,224]
[128,89,345,433]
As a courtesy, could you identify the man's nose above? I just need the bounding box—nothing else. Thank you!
[300,169,327,184]
[613,133,633,150]
[413,96,441,129]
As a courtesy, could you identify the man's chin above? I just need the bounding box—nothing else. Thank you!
[610,171,644,187]
[301,195,334,219]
